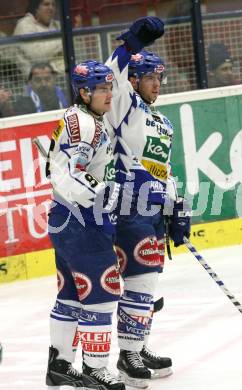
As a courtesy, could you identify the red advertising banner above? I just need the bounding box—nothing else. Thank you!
[0,112,63,258]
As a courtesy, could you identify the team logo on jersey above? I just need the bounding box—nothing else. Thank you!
[134,236,161,266]
[74,142,93,169]
[146,118,171,137]
[115,245,128,274]
[163,116,173,129]
[104,160,115,181]
[143,136,169,163]
[52,119,64,141]
[57,269,65,292]
[142,159,168,180]
[100,265,120,295]
[67,113,81,144]
[92,120,102,148]
[74,64,89,76]
[72,272,92,301]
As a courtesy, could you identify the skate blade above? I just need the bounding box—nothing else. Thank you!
[150,367,173,379]
[118,371,151,389]
[47,386,90,389]
[126,386,152,390]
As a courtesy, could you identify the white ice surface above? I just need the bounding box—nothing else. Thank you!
[0,244,242,389]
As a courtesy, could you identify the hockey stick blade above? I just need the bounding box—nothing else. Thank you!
[183,237,242,314]
[154,296,164,313]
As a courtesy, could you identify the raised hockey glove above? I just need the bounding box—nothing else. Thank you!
[116,16,165,53]
[168,197,191,247]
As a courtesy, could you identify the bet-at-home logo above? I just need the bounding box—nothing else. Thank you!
[180,104,242,195]
[104,160,115,181]
[143,136,169,163]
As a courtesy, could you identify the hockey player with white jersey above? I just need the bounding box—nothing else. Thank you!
[44,15,189,390]
[104,17,191,388]
[45,61,126,389]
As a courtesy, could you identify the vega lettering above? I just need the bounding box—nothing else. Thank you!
[126,326,146,335]
[119,309,137,327]
[140,295,152,303]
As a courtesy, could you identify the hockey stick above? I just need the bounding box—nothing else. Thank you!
[154,296,164,313]
[183,237,242,314]
[32,137,48,159]
[164,217,172,260]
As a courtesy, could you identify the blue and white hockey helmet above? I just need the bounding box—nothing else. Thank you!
[128,51,167,84]
[72,60,115,97]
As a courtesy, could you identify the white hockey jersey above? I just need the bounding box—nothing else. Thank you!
[47,104,116,231]
[105,45,177,203]
[47,44,177,231]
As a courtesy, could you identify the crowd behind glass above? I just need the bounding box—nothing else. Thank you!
[0,0,241,118]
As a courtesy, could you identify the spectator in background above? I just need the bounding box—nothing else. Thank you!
[13,0,63,77]
[0,87,15,117]
[14,62,68,114]
[208,43,239,88]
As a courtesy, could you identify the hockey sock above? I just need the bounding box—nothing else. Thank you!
[143,301,154,346]
[50,299,80,363]
[78,301,116,368]
[117,272,158,351]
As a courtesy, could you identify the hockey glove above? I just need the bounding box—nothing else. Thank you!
[116,16,165,54]
[168,197,191,247]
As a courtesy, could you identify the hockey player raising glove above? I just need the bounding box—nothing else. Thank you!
[167,197,192,247]
[117,16,165,53]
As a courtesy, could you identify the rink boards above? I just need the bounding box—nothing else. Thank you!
[0,217,242,283]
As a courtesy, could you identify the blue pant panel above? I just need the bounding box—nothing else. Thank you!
[48,212,120,304]
[115,212,165,277]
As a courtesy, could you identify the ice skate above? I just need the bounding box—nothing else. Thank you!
[140,346,172,378]
[46,346,86,388]
[82,362,125,390]
[117,350,151,389]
